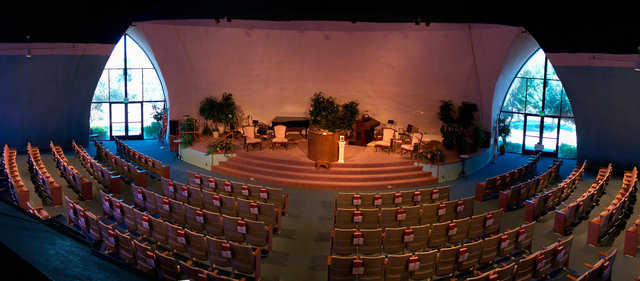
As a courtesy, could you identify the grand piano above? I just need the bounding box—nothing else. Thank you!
[271,116,310,136]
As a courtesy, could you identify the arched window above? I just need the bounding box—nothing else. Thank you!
[90,35,166,140]
[499,49,577,158]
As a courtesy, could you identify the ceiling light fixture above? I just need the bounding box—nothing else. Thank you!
[636,46,640,72]
[25,35,31,58]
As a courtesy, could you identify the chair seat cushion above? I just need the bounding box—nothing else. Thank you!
[375,141,390,147]
[401,144,414,150]
[272,138,288,143]
[246,139,261,144]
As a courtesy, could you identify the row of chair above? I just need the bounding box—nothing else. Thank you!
[73,141,122,194]
[553,164,611,235]
[127,185,277,251]
[566,249,616,281]
[334,197,479,230]
[26,142,62,205]
[180,172,289,216]
[498,160,565,210]
[141,182,281,231]
[114,138,170,179]
[467,236,574,281]
[50,141,94,200]
[624,215,640,257]
[587,167,637,246]
[1,144,30,209]
[331,215,533,256]
[521,161,589,223]
[475,153,541,201]
[65,196,253,281]
[328,226,561,281]
[97,141,148,187]
[334,186,452,210]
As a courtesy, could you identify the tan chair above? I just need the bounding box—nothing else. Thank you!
[236,198,257,221]
[116,229,135,264]
[186,229,208,261]
[133,240,155,274]
[222,215,245,243]
[361,255,385,281]
[494,263,516,281]
[437,201,456,223]
[121,203,137,232]
[407,224,430,252]
[203,190,221,213]
[433,186,450,203]
[516,222,535,252]
[335,208,355,229]
[400,205,420,227]
[263,187,287,214]
[448,217,470,244]
[230,242,261,279]
[385,254,410,281]
[534,246,554,278]
[169,199,186,225]
[220,194,238,217]
[456,197,475,219]
[328,256,356,281]
[552,236,573,271]
[436,246,459,276]
[484,209,503,235]
[360,229,383,255]
[380,207,399,228]
[468,214,486,240]
[480,235,499,265]
[175,182,189,203]
[167,222,187,252]
[161,177,176,199]
[86,211,101,241]
[257,202,279,229]
[242,126,262,151]
[134,209,151,237]
[421,204,438,225]
[457,240,482,272]
[185,204,205,232]
[428,222,448,249]
[245,219,272,251]
[144,188,158,214]
[383,227,405,254]
[411,250,437,280]
[156,195,172,220]
[498,229,518,258]
[375,127,395,152]
[272,125,288,149]
[336,192,358,209]
[247,184,262,202]
[400,132,423,159]
[179,261,207,281]
[380,192,397,208]
[332,228,355,255]
[156,250,180,281]
[206,236,232,268]
[131,184,146,209]
[99,220,116,251]
[358,208,378,229]
[514,252,536,281]
[150,216,168,245]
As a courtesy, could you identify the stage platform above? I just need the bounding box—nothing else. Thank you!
[199,136,439,190]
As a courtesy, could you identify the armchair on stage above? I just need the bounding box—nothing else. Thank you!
[242,126,262,152]
[374,128,395,152]
[400,132,423,159]
[271,125,288,150]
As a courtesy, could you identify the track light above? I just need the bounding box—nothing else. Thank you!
[634,60,640,72]
[226,17,231,22]
[25,48,31,58]
[214,18,220,24]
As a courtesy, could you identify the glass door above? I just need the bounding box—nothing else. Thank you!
[110,103,143,139]
[542,117,559,154]
[523,115,540,154]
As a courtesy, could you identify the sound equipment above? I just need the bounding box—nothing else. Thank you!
[169,120,179,136]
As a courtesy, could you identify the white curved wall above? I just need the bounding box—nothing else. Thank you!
[134,20,521,135]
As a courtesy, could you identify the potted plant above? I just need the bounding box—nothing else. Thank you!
[438,100,483,155]
[497,116,511,155]
[199,92,239,135]
[307,92,359,162]
[180,117,196,147]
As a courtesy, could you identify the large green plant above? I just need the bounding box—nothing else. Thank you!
[198,92,239,133]
[180,117,196,146]
[497,116,512,145]
[308,92,359,133]
[438,100,484,154]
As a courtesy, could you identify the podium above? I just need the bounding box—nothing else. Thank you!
[353,117,380,146]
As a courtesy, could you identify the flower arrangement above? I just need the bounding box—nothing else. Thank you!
[418,148,445,164]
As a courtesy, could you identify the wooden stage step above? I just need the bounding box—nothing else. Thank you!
[212,153,438,190]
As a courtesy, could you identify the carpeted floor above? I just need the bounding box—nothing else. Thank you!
[0,139,638,280]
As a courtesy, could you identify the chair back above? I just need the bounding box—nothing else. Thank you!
[242,126,256,139]
[382,128,395,142]
[274,125,287,138]
[411,132,423,146]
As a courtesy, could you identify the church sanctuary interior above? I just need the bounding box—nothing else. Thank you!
[2,2,640,281]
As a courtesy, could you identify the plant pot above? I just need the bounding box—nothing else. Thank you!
[213,131,219,138]
[499,144,506,155]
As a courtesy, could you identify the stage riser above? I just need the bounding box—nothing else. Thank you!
[212,166,438,190]
[222,157,424,175]
[234,153,415,168]
[218,161,431,182]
